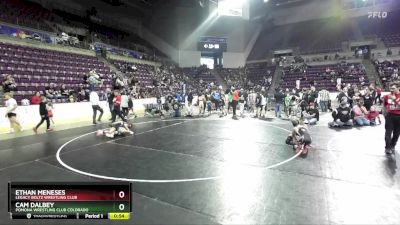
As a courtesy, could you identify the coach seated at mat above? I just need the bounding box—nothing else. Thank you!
[328,97,354,128]
[302,103,319,125]
[352,99,370,126]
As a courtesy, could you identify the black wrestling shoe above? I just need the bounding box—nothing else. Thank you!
[385,147,393,155]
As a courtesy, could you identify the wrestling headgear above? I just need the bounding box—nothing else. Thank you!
[290,117,300,127]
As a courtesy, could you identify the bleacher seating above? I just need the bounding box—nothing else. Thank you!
[0,0,54,32]
[381,34,400,48]
[111,60,207,97]
[248,18,355,60]
[245,62,276,86]
[111,60,155,87]
[375,60,400,88]
[0,42,114,102]
[280,63,369,91]
[217,67,244,88]
[182,66,216,83]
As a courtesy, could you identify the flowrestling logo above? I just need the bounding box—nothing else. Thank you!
[368,11,388,19]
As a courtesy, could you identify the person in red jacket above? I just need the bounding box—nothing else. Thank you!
[366,106,381,125]
[383,83,400,155]
[232,87,239,120]
[31,92,41,105]
[111,90,127,123]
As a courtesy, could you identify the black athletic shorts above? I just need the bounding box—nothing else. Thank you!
[7,113,16,118]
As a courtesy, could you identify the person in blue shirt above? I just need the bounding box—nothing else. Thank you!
[176,92,183,103]
[211,90,221,111]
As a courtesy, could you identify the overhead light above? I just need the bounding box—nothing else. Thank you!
[264,0,269,2]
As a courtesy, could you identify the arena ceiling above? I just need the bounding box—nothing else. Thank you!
[80,0,313,17]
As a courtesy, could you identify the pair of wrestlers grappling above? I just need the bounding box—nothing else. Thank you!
[96,117,311,155]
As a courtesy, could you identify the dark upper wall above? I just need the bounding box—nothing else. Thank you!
[247,10,400,60]
[143,5,206,49]
[143,3,259,52]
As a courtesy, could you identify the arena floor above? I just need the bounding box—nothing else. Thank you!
[0,113,399,225]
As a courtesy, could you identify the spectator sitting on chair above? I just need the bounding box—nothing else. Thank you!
[2,74,17,93]
[353,100,370,126]
[329,97,354,128]
[60,84,69,98]
[45,84,55,99]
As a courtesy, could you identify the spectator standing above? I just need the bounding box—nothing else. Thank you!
[87,70,101,91]
[211,90,221,111]
[362,88,374,111]
[387,48,392,56]
[111,90,127,123]
[4,93,22,132]
[121,91,130,117]
[31,92,41,105]
[90,91,103,124]
[274,88,285,118]
[198,92,206,115]
[47,102,55,125]
[259,91,267,118]
[318,89,330,112]
[106,89,114,119]
[238,89,246,118]
[186,91,194,117]
[383,83,400,155]
[284,92,291,117]
[232,87,239,119]
[375,86,382,105]
[33,96,52,133]
[114,75,125,90]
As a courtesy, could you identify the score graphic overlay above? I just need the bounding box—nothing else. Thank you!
[8,182,131,220]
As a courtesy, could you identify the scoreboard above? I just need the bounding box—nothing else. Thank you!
[8,182,131,220]
[197,36,227,52]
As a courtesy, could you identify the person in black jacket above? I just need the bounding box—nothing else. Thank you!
[300,88,309,112]
[274,88,285,118]
[302,103,319,125]
[33,96,52,133]
[106,89,114,120]
[186,91,194,117]
[362,88,374,111]
[328,97,354,128]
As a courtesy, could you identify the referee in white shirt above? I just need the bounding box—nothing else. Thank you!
[90,91,103,124]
